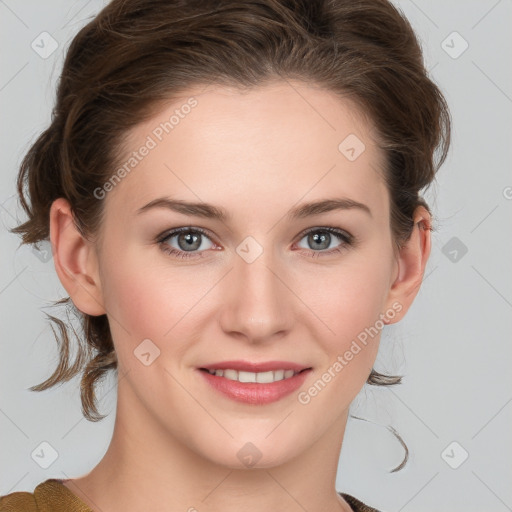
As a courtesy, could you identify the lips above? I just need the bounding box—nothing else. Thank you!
[197,360,312,404]
[199,360,310,373]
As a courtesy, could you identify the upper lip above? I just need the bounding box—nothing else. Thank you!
[199,360,311,372]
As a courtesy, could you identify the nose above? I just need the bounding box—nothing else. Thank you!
[218,246,294,344]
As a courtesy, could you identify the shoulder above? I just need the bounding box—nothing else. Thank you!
[340,492,384,512]
[0,488,37,511]
[2,483,382,512]
[0,479,91,512]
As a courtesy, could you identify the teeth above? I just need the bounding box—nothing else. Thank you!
[257,371,275,383]
[273,370,284,381]
[223,369,237,380]
[238,371,256,383]
[206,369,300,383]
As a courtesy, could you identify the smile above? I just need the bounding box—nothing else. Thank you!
[201,368,303,383]
[197,364,312,405]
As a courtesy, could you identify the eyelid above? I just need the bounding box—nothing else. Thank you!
[156,226,216,244]
[156,225,353,247]
[158,227,355,266]
[297,225,353,244]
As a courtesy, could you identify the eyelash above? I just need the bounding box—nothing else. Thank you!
[156,226,355,260]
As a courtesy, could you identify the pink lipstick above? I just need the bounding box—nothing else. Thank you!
[197,360,312,405]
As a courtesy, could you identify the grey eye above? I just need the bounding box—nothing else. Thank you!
[163,230,214,252]
[297,230,345,251]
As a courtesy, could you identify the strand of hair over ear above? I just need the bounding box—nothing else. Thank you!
[348,415,409,473]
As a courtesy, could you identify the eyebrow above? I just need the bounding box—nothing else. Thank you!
[136,197,372,220]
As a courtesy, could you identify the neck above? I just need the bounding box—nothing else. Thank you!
[65,376,353,512]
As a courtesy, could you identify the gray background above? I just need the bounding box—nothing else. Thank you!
[1,1,511,511]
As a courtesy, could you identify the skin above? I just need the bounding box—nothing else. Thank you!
[50,80,431,512]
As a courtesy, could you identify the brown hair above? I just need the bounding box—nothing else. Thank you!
[11,0,450,470]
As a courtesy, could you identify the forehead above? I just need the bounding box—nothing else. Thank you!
[105,80,388,221]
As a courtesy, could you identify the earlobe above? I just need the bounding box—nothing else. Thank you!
[49,198,106,316]
[384,206,432,324]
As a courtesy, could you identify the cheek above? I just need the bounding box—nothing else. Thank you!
[296,264,392,411]
[317,257,391,326]
[310,254,393,363]
[99,249,218,360]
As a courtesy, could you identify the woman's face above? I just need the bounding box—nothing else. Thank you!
[88,80,405,468]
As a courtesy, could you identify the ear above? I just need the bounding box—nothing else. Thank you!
[49,198,106,316]
[384,205,432,324]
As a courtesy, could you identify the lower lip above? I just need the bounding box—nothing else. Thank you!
[198,369,311,405]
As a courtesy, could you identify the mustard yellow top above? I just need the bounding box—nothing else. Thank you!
[0,479,382,512]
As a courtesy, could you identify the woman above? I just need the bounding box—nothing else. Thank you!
[1,0,450,511]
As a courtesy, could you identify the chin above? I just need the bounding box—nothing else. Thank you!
[197,436,304,471]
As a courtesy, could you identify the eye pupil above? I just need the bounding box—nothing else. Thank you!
[309,231,330,250]
[179,232,201,251]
